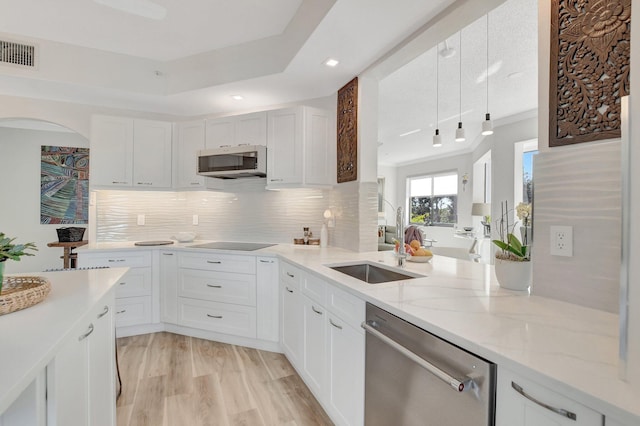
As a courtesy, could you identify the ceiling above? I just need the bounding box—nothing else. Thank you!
[378,0,538,166]
[0,0,455,117]
[0,0,537,166]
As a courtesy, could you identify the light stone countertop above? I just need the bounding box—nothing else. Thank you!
[79,242,640,424]
[0,267,129,414]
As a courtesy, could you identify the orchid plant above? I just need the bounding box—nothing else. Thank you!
[492,201,530,261]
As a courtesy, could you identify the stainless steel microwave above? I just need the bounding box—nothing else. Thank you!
[197,145,267,179]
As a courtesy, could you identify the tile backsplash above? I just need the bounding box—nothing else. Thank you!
[95,179,378,252]
[532,140,621,313]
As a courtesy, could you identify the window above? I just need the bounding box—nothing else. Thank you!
[408,173,458,226]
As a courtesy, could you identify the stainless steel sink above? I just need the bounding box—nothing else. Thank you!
[328,262,423,284]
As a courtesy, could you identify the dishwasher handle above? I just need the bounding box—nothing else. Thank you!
[362,320,471,393]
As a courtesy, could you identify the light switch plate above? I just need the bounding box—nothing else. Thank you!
[137,214,145,226]
[550,225,573,257]
[192,214,199,225]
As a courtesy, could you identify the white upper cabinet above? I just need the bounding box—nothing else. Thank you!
[266,106,333,188]
[205,111,267,149]
[174,120,205,189]
[91,115,172,189]
[133,119,172,189]
[90,115,134,187]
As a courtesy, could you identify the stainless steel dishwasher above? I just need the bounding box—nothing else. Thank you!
[362,303,496,425]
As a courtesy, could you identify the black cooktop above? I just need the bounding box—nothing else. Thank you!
[187,242,275,251]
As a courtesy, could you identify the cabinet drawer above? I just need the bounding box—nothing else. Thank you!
[497,367,603,426]
[302,272,327,305]
[79,251,151,268]
[280,262,302,290]
[178,269,256,306]
[115,267,152,298]
[114,296,152,328]
[179,252,256,274]
[177,298,256,338]
[327,284,365,331]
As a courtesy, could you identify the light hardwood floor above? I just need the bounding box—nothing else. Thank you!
[116,332,333,426]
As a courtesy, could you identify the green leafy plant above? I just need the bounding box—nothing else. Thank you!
[492,201,530,261]
[0,232,38,262]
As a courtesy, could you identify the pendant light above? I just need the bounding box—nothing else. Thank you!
[482,13,494,136]
[455,31,466,142]
[433,46,442,147]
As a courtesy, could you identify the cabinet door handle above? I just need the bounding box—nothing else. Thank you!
[163,253,174,256]
[312,306,323,315]
[190,182,200,185]
[111,181,128,184]
[119,282,127,285]
[207,284,222,288]
[270,178,284,182]
[78,324,94,341]
[207,314,223,319]
[286,272,295,278]
[329,319,343,330]
[207,260,222,264]
[511,382,577,421]
[97,305,109,319]
[285,286,294,293]
[136,182,153,185]
[260,259,274,263]
[108,259,126,263]
[116,309,127,314]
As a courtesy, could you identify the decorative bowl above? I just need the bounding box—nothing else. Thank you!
[174,232,196,243]
[407,254,433,263]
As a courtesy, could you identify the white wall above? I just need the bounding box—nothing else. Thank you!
[0,127,89,273]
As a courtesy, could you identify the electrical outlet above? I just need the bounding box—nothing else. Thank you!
[192,214,199,225]
[550,225,573,257]
[137,214,145,226]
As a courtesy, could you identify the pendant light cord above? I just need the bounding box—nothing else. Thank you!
[436,45,439,127]
[486,13,489,114]
[459,30,462,122]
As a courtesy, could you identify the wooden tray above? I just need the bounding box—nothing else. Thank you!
[0,276,51,316]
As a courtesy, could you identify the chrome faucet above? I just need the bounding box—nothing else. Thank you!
[396,206,406,267]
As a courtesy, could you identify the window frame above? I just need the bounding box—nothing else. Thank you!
[406,171,458,227]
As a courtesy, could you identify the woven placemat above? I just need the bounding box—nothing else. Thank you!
[0,276,51,316]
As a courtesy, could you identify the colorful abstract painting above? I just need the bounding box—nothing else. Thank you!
[40,146,89,224]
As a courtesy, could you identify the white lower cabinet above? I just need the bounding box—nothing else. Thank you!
[176,252,259,339]
[280,262,303,365]
[282,262,365,426]
[78,250,154,330]
[47,293,115,426]
[159,250,178,324]
[256,257,279,342]
[496,367,603,426]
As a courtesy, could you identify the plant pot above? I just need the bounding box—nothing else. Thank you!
[494,258,532,291]
[0,261,5,294]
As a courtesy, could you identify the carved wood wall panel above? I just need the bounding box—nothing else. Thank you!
[550,0,630,147]
[337,77,358,183]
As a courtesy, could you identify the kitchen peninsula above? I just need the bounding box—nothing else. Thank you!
[77,242,639,425]
[0,267,128,425]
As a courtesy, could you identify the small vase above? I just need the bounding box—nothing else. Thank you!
[494,258,532,291]
[0,261,5,294]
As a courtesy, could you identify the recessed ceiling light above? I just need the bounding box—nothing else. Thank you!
[231,95,244,101]
[93,0,166,20]
[399,129,421,137]
[324,58,339,67]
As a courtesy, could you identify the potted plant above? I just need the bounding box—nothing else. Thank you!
[492,202,532,291]
[0,233,37,294]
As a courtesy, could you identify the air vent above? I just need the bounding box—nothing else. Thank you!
[1,40,36,68]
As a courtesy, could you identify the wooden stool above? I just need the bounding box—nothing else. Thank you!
[47,241,88,269]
